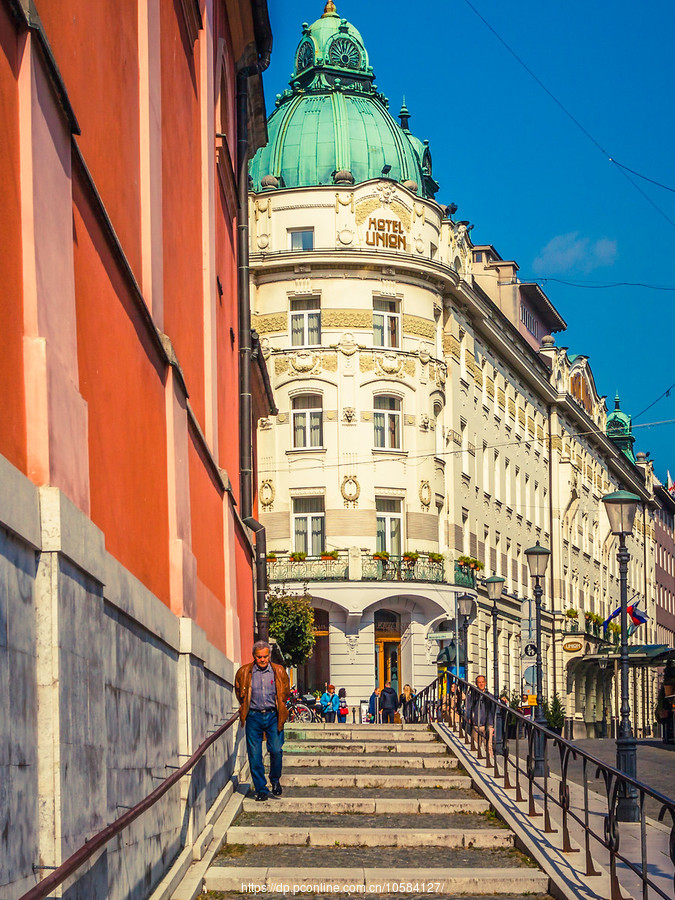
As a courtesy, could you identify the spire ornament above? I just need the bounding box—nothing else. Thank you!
[322,1,337,15]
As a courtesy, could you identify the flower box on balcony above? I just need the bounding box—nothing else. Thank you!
[427,552,444,563]
[457,555,484,571]
[402,551,420,563]
[321,551,339,560]
[373,552,390,561]
[289,552,307,562]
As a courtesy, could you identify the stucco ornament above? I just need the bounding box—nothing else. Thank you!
[419,415,430,432]
[338,332,359,356]
[341,475,360,507]
[290,350,321,375]
[375,352,403,376]
[259,417,273,431]
[425,638,434,665]
[260,480,275,509]
[415,237,425,254]
[260,337,271,359]
[418,343,432,365]
[342,407,357,424]
[338,229,354,245]
[419,480,431,508]
[257,233,270,249]
[346,634,359,663]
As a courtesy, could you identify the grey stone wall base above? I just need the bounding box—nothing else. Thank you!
[431,724,625,900]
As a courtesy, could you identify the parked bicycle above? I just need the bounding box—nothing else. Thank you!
[286,688,321,722]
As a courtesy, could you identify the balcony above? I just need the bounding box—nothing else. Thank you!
[563,616,620,647]
[266,551,476,589]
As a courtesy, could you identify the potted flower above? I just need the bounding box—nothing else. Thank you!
[373,550,390,561]
[458,555,484,571]
[321,549,339,560]
[266,551,277,561]
[427,552,444,564]
[565,608,579,632]
[289,551,307,562]
[402,550,420,563]
[543,692,565,735]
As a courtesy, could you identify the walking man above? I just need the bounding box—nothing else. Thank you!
[464,674,494,745]
[234,640,290,801]
[379,680,399,724]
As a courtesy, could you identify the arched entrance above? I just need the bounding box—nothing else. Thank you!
[374,609,401,693]
[297,608,330,693]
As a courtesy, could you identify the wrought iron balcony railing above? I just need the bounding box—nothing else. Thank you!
[266,552,476,589]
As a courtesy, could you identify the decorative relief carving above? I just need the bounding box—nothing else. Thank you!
[359,353,374,372]
[374,353,404,377]
[361,411,373,421]
[425,639,434,665]
[413,203,426,223]
[335,191,355,213]
[518,409,527,428]
[346,634,359,662]
[355,196,382,226]
[260,337,271,359]
[253,313,287,334]
[322,352,338,372]
[254,197,271,220]
[403,358,416,378]
[498,388,506,409]
[259,417,273,431]
[342,407,357,424]
[420,415,430,432]
[324,410,336,421]
[293,278,312,294]
[260,480,275,509]
[380,279,397,296]
[341,475,360,507]
[257,234,270,249]
[390,200,411,231]
[338,333,359,356]
[289,351,322,375]
[485,377,495,399]
[419,480,431,508]
[403,314,435,340]
[276,413,287,424]
[418,344,432,365]
[404,414,416,426]
[508,398,516,417]
[323,309,372,329]
[415,238,425,254]
[443,334,461,359]
[275,358,288,375]
[337,229,354,245]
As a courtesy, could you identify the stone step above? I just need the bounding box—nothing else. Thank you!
[241,796,490,814]
[289,723,430,731]
[278,783,479,798]
[284,754,458,769]
[280,772,473,789]
[284,740,449,754]
[226,825,513,849]
[285,728,438,742]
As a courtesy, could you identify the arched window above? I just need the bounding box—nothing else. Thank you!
[292,394,323,448]
[374,395,401,449]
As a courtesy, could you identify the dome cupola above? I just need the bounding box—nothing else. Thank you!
[250,2,439,198]
[606,393,637,464]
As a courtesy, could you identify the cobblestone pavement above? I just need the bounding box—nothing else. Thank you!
[213,845,537,868]
[235,812,500,830]
[280,785,476,799]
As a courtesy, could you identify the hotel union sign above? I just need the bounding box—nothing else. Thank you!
[365,216,407,250]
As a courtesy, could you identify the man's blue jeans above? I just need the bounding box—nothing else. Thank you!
[245,710,284,794]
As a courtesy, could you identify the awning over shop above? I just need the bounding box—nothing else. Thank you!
[583,644,675,669]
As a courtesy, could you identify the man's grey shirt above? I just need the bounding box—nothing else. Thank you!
[250,663,277,711]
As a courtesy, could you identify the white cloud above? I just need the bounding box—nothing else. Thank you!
[533,232,617,274]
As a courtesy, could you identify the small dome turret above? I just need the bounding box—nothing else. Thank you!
[606,393,637,464]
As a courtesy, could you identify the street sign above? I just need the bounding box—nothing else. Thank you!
[427,631,455,640]
[524,642,537,658]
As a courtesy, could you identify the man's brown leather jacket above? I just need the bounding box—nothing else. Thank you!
[234,661,290,731]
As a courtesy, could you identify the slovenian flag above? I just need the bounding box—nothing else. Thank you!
[603,597,648,636]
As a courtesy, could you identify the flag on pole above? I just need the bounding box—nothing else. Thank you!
[602,597,648,636]
[668,471,675,494]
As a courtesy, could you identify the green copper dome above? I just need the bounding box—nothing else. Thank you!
[249,2,438,198]
[606,393,637,464]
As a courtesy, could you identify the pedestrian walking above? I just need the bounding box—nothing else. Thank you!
[464,674,494,746]
[337,687,349,723]
[379,680,399,724]
[368,686,381,723]
[399,684,416,723]
[234,640,290,802]
[321,684,339,722]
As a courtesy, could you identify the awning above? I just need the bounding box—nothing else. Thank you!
[582,644,675,669]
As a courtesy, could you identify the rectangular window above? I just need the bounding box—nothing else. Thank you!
[293,497,325,556]
[292,394,323,448]
[290,297,321,346]
[288,228,314,251]
[520,303,539,338]
[474,251,483,263]
[373,298,400,348]
[376,497,402,556]
[374,395,401,449]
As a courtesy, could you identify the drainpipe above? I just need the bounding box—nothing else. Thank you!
[237,5,272,641]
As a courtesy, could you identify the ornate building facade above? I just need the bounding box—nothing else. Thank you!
[251,1,659,735]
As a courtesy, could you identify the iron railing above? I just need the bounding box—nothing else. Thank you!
[18,713,240,900]
[415,671,675,900]
[267,552,475,588]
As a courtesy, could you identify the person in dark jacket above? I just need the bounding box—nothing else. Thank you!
[379,681,399,724]
[368,687,381,723]
[464,674,494,745]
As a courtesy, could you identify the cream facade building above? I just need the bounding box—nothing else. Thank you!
[249,2,658,733]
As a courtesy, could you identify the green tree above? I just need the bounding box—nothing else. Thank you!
[268,588,315,666]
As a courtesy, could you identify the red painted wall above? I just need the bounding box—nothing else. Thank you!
[37,0,142,281]
[0,8,26,472]
[188,425,227,652]
[160,0,205,428]
[73,173,170,604]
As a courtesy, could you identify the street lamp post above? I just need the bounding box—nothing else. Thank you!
[525,541,551,777]
[457,593,474,684]
[485,575,506,754]
[602,489,641,823]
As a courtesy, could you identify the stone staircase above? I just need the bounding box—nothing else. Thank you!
[199,722,552,899]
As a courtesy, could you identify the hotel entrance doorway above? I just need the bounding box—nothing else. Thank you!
[374,610,401,694]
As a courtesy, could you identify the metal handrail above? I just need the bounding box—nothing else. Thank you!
[19,712,240,900]
[415,671,675,900]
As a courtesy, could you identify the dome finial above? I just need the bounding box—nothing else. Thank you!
[322,0,338,16]
[399,96,411,130]
[614,391,621,410]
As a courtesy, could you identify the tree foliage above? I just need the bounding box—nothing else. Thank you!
[268,588,315,666]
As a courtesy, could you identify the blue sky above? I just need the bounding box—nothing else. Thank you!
[263,0,675,479]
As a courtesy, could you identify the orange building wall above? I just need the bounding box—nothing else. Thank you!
[73,173,171,605]
[0,7,26,472]
[236,524,255,654]
[37,0,143,281]
[160,0,206,429]
[188,425,227,653]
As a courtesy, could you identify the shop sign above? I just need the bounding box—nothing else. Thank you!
[427,631,454,640]
[562,638,583,653]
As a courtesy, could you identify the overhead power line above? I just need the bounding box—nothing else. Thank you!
[461,0,675,230]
